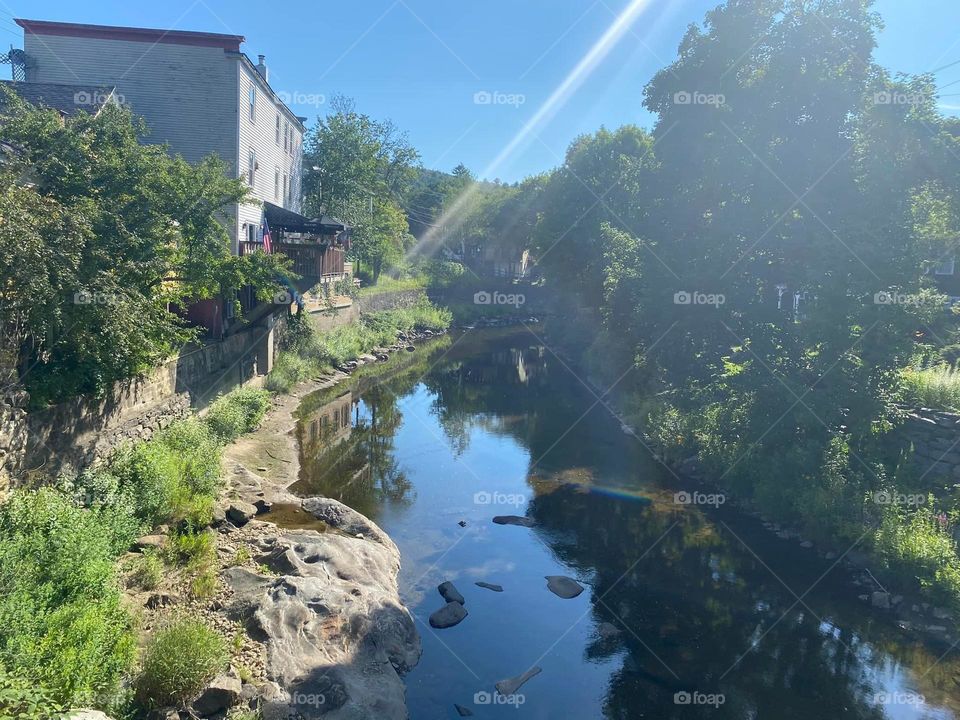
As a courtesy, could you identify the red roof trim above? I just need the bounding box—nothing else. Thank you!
[14,19,244,50]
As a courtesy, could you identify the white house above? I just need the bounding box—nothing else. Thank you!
[14,18,305,252]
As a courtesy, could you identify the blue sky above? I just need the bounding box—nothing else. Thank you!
[4,0,960,182]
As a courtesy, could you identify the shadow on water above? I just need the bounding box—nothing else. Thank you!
[292,328,960,719]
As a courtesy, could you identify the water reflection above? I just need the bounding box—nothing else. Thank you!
[293,329,960,719]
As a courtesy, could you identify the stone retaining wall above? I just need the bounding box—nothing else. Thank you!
[901,407,960,480]
[10,311,286,484]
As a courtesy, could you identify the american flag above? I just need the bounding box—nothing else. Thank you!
[259,212,273,254]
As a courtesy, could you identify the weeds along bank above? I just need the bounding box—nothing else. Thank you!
[0,301,451,719]
[547,314,960,626]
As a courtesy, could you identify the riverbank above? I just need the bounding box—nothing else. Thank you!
[542,334,960,650]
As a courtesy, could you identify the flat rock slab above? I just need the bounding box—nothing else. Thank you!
[492,515,536,527]
[475,581,504,592]
[430,601,468,629]
[495,666,542,696]
[545,575,584,599]
[438,581,465,605]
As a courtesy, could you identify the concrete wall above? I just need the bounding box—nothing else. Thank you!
[10,312,285,484]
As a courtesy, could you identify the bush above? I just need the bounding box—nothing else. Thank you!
[0,489,135,708]
[265,351,322,393]
[108,417,223,526]
[874,505,960,609]
[204,388,271,442]
[126,549,164,591]
[0,664,64,720]
[135,619,227,709]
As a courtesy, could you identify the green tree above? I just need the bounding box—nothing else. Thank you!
[0,93,288,404]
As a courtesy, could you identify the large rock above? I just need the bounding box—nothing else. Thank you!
[227,501,258,526]
[438,581,465,605]
[429,602,468,629]
[192,671,242,715]
[244,498,419,720]
[302,496,395,548]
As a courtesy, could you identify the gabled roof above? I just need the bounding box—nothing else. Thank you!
[15,19,244,51]
[0,80,118,116]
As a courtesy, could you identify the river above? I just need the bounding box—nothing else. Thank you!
[290,327,960,719]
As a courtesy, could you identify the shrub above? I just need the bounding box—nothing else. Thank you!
[127,549,164,590]
[265,351,321,393]
[109,440,182,527]
[155,418,222,496]
[135,619,227,709]
[0,489,135,707]
[0,664,64,720]
[204,388,271,443]
[874,505,960,609]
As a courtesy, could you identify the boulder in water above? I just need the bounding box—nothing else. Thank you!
[545,575,584,599]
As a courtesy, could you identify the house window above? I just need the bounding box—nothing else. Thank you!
[248,86,256,122]
[935,258,956,276]
[247,223,257,243]
[275,114,281,144]
[283,121,289,152]
[283,172,288,207]
[274,167,280,201]
[247,149,256,186]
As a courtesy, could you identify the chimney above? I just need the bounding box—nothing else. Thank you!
[255,54,268,82]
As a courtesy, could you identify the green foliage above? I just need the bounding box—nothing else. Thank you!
[266,303,450,393]
[135,619,227,709]
[0,664,64,720]
[874,506,960,609]
[900,365,960,410]
[204,388,272,442]
[0,489,135,708]
[0,92,290,405]
[107,417,222,527]
[126,549,164,591]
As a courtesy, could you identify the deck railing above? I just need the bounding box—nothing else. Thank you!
[239,241,346,279]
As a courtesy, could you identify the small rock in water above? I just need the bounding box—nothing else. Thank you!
[545,575,584,599]
[799,540,814,548]
[430,602,468,629]
[824,551,837,560]
[475,581,504,592]
[454,704,474,717]
[492,515,535,527]
[496,666,542,696]
[458,520,467,527]
[438,581,465,605]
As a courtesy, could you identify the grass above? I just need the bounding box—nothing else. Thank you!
[266,301,452,393]
[356,274,427,296]
[126,549,164,591]
[901,365,960,411]
[204,387,272,443]
[135,618,228,709]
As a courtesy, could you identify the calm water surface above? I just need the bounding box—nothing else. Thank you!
[292,328,960,720]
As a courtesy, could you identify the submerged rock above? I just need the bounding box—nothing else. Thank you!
[475,581,504,592]
[438,581,465,605]
[872,591,891,609]
[430,602,468,629]
[495,666,542,696]
[598,622,621,639]
[492,515,536,527]
[545,575,584,599]
[454,703,474,716]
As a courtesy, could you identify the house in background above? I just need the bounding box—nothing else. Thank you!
[12,18,349,335]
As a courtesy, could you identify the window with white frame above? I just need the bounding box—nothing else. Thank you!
[274,167,280,201]
[247,149,256,186]
[275,114,280,144]
[283,121,289,152]
[935,257,956,275]
[248,86,256,122]
[283,172,288,207]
